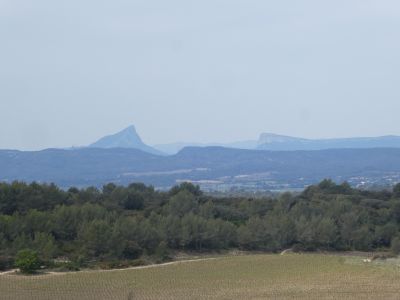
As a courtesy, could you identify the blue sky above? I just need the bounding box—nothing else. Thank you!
[1,0,400,150]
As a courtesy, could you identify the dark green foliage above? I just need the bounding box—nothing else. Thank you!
[391,236,400,254]
[393,183,400,199]
[154,241,170,262]
[122,241,143,260]
[0,180,400,271]
[15,249,40,274]
[165,191,198,217]
[169,182,202,197]
[0,182,68,215]
[78,220,113,257]
[123,192,144,210]
[0,256,13,271]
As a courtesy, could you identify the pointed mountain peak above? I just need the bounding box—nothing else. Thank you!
[121,125,138,134]
[89,125,162,155]
[113,125,143,143]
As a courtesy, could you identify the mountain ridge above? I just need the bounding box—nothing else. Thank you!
[154,133,400,154]
[257,133,400,151]
[1,146,400,190]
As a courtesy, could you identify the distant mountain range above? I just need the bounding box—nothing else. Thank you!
[155,133,400,154]
[91,125,400,155]
[88,126,258,154]
[2,125,400,191]
[256,133,400,151]
[1,147,400,190]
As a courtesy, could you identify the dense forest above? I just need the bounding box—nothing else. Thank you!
[1,180,400,272]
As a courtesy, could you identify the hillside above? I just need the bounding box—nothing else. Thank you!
[1,147,400,189]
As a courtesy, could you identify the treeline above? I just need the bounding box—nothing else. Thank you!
[1,180,400,271]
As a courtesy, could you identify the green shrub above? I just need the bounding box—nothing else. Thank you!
[15,249,41,274]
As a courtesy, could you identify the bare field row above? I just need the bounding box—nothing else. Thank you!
[1,254,400,300]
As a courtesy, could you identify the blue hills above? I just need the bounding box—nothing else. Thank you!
[2,126,400,190]
[256,133,400,151]
[1,147,400,190]
[87,125,400,154]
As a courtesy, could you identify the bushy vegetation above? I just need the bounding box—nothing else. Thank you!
[1,180,400,270]
[15,249,41,274]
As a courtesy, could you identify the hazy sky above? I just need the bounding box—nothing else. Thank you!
[1,0,400,150]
